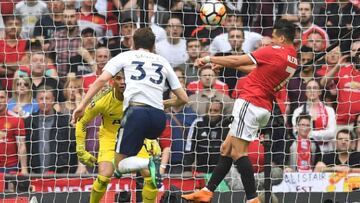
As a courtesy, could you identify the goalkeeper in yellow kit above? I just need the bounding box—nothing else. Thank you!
[75,72,162,203]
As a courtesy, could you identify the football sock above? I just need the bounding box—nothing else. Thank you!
[206,155,233,192]
[118,156,149,173]
[234,156,257,200]
[90,175,111,203]
[142,177,158,203]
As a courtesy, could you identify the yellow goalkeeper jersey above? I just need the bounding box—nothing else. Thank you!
[76,88,124,160]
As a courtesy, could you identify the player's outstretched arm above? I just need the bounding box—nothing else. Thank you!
[163,87,189,109]
[196,54,254,69]
[72,71,113,124]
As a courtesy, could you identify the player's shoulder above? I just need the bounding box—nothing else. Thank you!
[90,87,113,107]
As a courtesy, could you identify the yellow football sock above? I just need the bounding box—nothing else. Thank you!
[90,175,111,203]
[142,177,158,203]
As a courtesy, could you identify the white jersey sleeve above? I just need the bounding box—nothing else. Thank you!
[103,52,128,76]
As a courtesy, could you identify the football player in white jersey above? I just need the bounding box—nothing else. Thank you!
[72,28,188,189]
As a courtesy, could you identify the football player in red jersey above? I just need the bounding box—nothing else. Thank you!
[182,19,298,203]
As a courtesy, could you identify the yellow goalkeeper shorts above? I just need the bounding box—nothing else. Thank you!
[137,139,161,159]
[97,135,116,163]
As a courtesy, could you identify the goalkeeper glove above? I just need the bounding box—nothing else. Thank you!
[76,147,97,168]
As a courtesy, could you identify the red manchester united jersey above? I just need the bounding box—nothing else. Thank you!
[0,111,25,167]
[237,45,298,111]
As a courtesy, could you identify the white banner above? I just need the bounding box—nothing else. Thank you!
[272,172,360,192]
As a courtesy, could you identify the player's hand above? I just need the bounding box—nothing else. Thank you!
[211,63,223,71]
[72,104,85,125]
[194,56,211,68]
[77,148,97,168]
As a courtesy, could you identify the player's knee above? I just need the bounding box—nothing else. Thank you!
[220,143,231,157]
[93,175,111,192]
[98,162,114,177]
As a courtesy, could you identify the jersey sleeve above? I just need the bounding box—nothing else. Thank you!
[248,46,279,66]
[163,61,182,90]
[75,97,104,149]
[103,53,127,76]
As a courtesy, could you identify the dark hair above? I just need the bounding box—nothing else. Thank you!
[336,129,353,140]
[273,19,296,42]
[296,112,312,124]
[300,46,314,53]
[36,85,55,98]
[133,27,156,50]
[228,27,244,37]
[186,38,200,45]
[3,15,21,24]
[298,0,314,10]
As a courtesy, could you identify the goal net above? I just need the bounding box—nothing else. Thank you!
[1,0,360,202]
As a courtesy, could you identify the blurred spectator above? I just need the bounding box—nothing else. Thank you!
[8,76,39,118]
[320,41,360,127]
[296,0,329,50]
[77,0,107,37]
[22,52,65,102]
[305,31,327,52]
[216,28,248,96]
[82,46,111,92]
[316,0,360,52]
[184,100,232,173]
[48,8,81,79]
[33,0,65,50]
[187,67,230,96]
[108,10,137,57]
[251,0,275,36]
[173,67,186,88]
[315,129,360,172]
[353,114,360,152]
[0,88,28,174]
[209,13,263,55]
[148,1,166,43]
[255,36,272,49]
[184,39,202,84]
[292,80,336,152]
[69,27,98,76]
[287,46,321,123]
[354,114,360,152]
[166,91,197,174]
[59,75,83,115]
[316,46,340,105]
[155,16,189,67]
[187,69,233,117]
[0,16,28,90]
[14,0,48,39]
[286,113,321,172]
[25,86,77,173]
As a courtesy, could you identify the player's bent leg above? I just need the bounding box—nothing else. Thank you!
[140,170,158,203]
[90,162,114,203]
[117,155,150,174]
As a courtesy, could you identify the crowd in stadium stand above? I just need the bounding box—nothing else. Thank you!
[1,0,360,191]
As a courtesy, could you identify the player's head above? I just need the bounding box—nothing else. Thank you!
[335,129,353,153]
[112,71,125,93]
[296,113,312,139]
[0,87,7,113]
[272,19,295,45]
[132,27,156,52]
